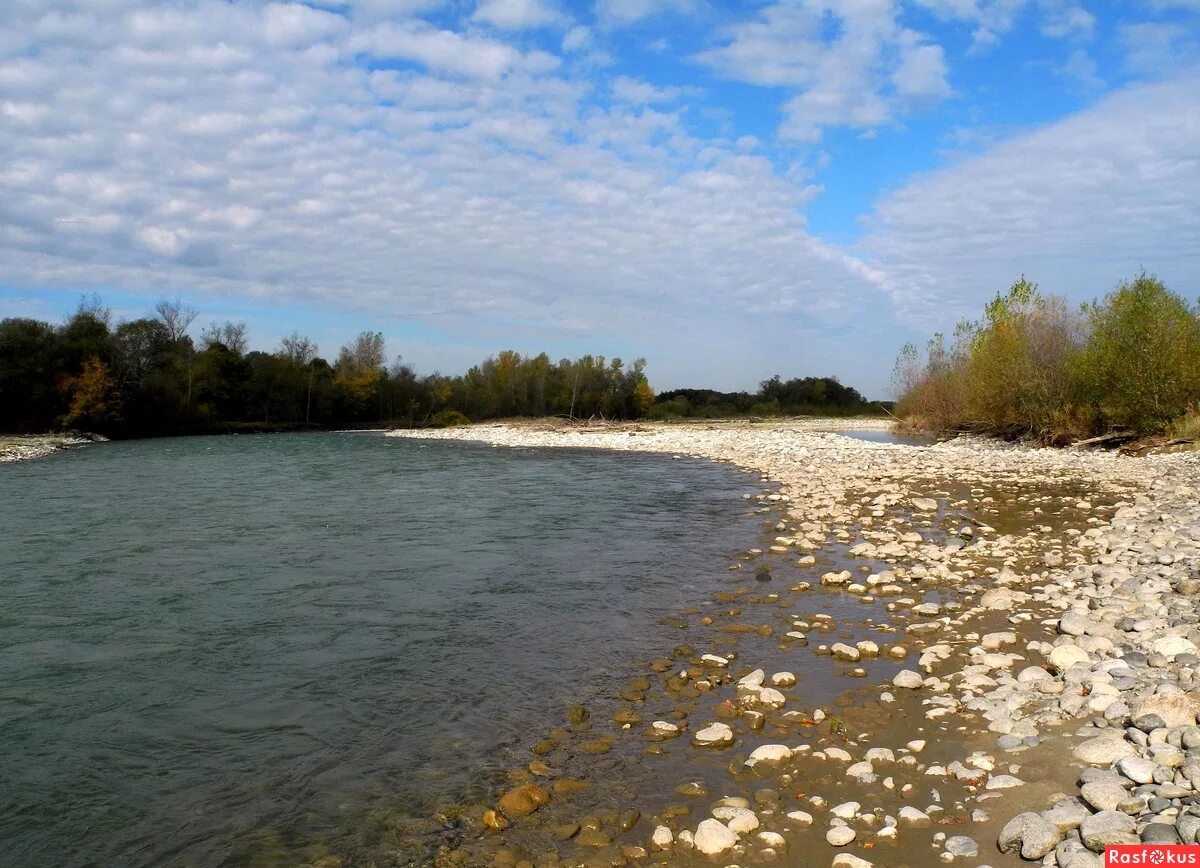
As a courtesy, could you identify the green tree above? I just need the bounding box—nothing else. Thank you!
[1078,274,1200,432]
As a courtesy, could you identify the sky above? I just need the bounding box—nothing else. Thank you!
[1,0,1198,398]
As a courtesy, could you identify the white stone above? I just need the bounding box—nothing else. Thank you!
[694,818,738,856]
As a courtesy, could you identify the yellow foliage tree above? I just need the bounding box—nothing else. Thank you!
[62,355,120,431]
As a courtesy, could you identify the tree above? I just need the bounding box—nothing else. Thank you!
[154,297,198,342]
[61,356,120,432]
[199,321,248,355]
[1077,274,1200,432]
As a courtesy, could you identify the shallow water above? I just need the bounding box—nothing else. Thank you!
[0,433,766,867]
[837,428,935,447]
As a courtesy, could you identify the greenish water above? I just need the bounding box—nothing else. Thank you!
[0,433,763,867]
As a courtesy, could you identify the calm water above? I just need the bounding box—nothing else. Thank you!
[838,427,936,446]
[0,433,764,867]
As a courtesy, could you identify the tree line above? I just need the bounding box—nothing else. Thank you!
[894,273,1200,443]
[0,297,656,436]
[651,376,886,420]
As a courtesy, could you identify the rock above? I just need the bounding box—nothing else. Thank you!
[1074,733,1138,765]
[1131,694,1200,728]
[1059,612,1092,636]
[497,785,550,819]
[1152,636,1198,658]
[831,855,874,868]
[786,810,814,826]
[1080,779,1128,812]
[1079,811,1138,852]
[981,587,1019,610]
[649,720,680,739]
[1116,756,1157,785]
[650,825,673,850]
[747,744,793,768]
[826,826,856,846]
[1048,644,1091,670]
[719,807,759,834]
[911,497,938,511]
[694,818,738,856]
[944,836,978,857]
[893,669,923,689]
[482,809,509,831]
[831,643,861,662]
[692,722,734,748]
[899,806,931,826]
[1142,823,1181,844]
[998,812,1062,860]
[986,774,1024,790]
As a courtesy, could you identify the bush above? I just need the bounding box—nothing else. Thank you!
[894,272,1200,441]
[1076,274,1200,433]
[430,409,471,428]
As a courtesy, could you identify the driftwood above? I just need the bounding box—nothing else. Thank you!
[1069,431,1138,449]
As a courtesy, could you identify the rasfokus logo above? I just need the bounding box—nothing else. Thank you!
[1107,845,1200,865]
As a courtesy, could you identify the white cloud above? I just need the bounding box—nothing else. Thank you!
[863,72,1200,323]
[911,0,1092,48]
[1058,47,1103,89]
[0,0,888,387]
[1118,22,1200,76]
[350,22,526,78]
[610,75,694,104]
[561,24,591,51]
[698,1,951,141]
[472,0,563,31]
[594,0,694,27]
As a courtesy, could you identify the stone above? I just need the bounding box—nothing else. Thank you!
[1048,644,1091,670]
[1152,636,1199,658]
[893,669,924,689]
[694,818,738,855]
[497,784,550,819]
[747,744,793,768]
[831,856,874,868]
[644,825,672,852]
[1079,811,1138,852]
[1059,612,1092,636]
[719,808,760,834]
[692,722,734,748]
[1142,823,1181,844]
[1117,756,1157,785]
[1131,694,1200,728]
[911,497,938,511]
[944,836,978,857]
[1074,733,1138,765]
[998,812,1062,860]
[986,774,1024,790]
[899,806,931,826]
[1080,779,1128,812]
[826,826,856,846]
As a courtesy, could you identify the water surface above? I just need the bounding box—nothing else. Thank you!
[0,433,764,867]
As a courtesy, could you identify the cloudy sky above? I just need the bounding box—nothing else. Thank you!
[2,0,1197,396]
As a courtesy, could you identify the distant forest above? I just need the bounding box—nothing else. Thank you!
[651,377,887,420]
[0,296,882,438]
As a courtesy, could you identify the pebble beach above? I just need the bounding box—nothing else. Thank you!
[386,419,1200,867]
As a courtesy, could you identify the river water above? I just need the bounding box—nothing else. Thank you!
[0,433,765,867]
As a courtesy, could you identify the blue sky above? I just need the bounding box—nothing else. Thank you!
[1,0,1198,397]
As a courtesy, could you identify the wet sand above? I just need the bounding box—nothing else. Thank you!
[380,420,1200,868]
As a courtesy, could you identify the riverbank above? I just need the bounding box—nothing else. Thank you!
[0,434,96,464]
[386,420,1200,867]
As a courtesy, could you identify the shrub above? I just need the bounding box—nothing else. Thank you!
[430,409,471,428]
[1076,274,1200,433]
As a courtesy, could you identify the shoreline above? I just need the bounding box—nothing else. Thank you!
[387,420,1200,867]
[0,434,96,465]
